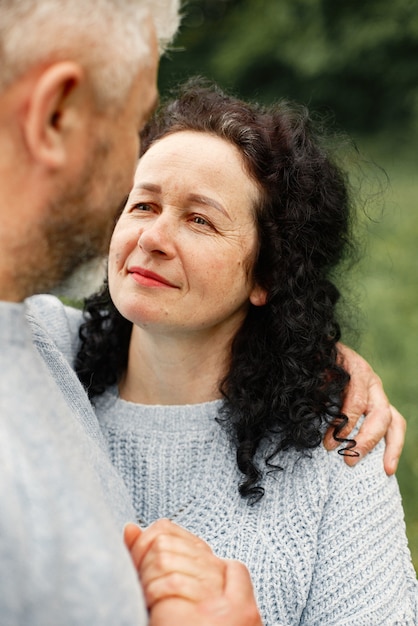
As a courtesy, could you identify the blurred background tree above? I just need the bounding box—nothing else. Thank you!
[159,0,418,134]
[159,0,418,571]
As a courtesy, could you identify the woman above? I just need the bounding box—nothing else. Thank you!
[29,81,416,624]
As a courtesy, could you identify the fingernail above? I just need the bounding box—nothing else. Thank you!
[388,459,398,474]
[347,449,362,465]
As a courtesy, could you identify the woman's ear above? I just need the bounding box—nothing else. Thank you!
[23,61,84,169]
[249,284,267,307]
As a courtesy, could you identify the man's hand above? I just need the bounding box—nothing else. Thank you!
[323,343,406,475]
[124,520,263,626]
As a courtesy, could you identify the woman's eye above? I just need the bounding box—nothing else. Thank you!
[132,202,153,212]
[192,215,209,226]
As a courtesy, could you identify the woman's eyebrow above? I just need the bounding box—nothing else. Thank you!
[132,182,161,194]
[188,193,231,220]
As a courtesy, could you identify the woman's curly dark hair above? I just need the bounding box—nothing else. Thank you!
[75,78,358,502]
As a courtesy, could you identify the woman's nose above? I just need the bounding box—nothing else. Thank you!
[137,215,176,258]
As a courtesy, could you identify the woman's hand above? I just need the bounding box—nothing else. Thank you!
[124,520,263,626]
[323,343,406,475]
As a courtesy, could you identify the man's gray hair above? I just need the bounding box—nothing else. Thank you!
[0,0,181,105]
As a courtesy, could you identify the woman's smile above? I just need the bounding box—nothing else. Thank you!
[128,266,178,288]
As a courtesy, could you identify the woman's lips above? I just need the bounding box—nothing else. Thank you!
[128,267,178,288]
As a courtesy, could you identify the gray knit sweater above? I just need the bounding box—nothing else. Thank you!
[4,297,147,626]
[28,294,418,626]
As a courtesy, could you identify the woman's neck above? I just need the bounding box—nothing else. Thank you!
[118,325,233,405]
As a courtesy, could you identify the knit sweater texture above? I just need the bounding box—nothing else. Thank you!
[28,294,418,626]
[4,297,147,626]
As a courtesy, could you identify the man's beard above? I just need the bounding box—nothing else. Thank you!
[23,141,128,298]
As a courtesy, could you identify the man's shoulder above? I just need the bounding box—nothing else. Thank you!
[26,294,83,361]
[26,293,82,331]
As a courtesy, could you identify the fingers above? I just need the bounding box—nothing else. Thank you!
[340,387,390,467]
[335,402,406,475]
[324,400,406,474]
[326,342,386,444]
[195,560,262,625]
[342,371,391,462]
[141,542,225,608]
[221,560,263,625]
[124,522,142,553]
[323,344,407,473]
[132,519,213,571]
[339,344,386,428]
[133,519,226,609]
[323,344,406,472]
[323,374,384,453]
[323,344,370,451]
[382,405,406,475]
[322,378,367,450]
[148,560,263,626]
[133,520,263,626]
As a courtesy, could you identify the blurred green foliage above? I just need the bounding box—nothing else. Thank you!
[351,134,418,572]
[160,0,418,133]
[158,0,418,572]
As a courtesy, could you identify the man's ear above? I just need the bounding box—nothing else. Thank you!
[23,62,85,169]
[249,283,267,307]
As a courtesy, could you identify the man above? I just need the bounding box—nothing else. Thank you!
[0,1,263,624]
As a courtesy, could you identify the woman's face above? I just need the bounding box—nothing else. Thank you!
[108,130,266,337]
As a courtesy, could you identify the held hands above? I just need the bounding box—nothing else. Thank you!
[323,343,406,475]
[124,519,263,626]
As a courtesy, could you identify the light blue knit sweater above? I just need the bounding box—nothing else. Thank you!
[28,294,418,626]
[5,297,147,626]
